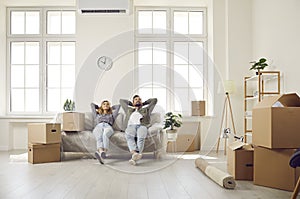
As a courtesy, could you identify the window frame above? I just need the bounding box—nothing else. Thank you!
[6,7,76,116]
[135,7,208,115]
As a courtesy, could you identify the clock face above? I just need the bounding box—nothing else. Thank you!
[97,56,113,71]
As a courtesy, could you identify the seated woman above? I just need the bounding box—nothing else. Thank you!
[91,100,120,164]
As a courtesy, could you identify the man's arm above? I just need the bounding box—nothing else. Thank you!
[119,99,132,113]
[144,98,157,114]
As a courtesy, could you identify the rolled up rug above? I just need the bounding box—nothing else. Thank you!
[195,157,236,189]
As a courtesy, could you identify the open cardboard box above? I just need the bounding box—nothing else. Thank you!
[252,93,300,149]
[227,141,254,180]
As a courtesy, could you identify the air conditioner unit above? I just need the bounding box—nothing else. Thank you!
[77,0,132,15]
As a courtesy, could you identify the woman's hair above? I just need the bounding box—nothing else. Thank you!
[98,100,112,114]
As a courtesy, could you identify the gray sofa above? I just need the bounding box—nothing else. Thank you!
[54,111,165,158]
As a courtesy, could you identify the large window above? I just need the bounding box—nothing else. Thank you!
[7,8,76,114]
[135,8,207,115]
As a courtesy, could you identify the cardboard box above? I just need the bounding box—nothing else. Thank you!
[62,112,85,131]
[254,146,300,191]
[227,141,253,180]
[167,134,196,152]
[191,101,206,116]
[28,123,61,144]
[252,93,300,149]
[28,143,61,164]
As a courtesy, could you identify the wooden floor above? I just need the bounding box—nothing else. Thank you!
[0,150,297,199]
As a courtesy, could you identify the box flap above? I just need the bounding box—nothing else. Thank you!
[277,93,300,107]
[229,141,245,150]
[253,93,300,109]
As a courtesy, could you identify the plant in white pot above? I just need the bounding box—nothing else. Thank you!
[163,112,182,139]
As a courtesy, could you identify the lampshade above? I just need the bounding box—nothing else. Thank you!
[224,80,236,94]
[217,80,236,94]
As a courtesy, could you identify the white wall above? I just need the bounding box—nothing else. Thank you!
[0,0,255,151]
[252,0,300,94]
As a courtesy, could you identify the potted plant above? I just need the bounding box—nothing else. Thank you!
[249,57,268,74]
[163,112,182,139]
[63,99,75,111]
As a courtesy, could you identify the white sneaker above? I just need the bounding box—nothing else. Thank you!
[132,153,142,161]
[129,159,136,166]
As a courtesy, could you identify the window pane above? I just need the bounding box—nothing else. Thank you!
[153,42,166,64]
[174,88,188,112]
[47,42,61,64]
[153,65,166,86]
[138,65,152,86]
[47,89,60,112]
[174,42,188,64]
[62,42,75,64]
[11,11,24,34]
[174,11,188,34]
[62,11,75,34]
[138,87,152,100]
[138,11,152,34]
[11,42,24,64]
[25,65,39,87]
[153,11,166,34]
[153,87,167,112]
[189,42,203,65]
[174,65,189,87]
[61,88,73,108]
[189,65,203,87]
[47,11,61,34]
[138,42,152,64]
[47,65,61,87]
[189,11,203,34]
[25,89,39,112]
[11,65,24,87]
[26,11,40,34]
[11,89,24,112]
[25,42,39,64]
[190,88,203,101]
[61,65,75,87]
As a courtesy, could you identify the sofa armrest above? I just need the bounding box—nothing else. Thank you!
[148,124,163,137]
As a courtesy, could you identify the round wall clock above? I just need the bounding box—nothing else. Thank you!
[97,56,113,71]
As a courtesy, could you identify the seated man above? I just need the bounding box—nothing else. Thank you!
[120,95,157,165]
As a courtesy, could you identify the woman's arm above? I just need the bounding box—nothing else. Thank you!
[112,104,121,119]
[90,103,99,118]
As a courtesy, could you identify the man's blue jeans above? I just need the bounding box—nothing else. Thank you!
[125,124,148,153]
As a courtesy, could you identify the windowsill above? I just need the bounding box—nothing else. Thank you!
[0,115,54,120]
[182,115,214,122]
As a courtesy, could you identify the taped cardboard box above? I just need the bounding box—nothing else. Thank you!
[252,93,300,149]
[167,134,196,152]
[227,141,253,180]
[254,146,300,191]
[28,123,61,144]
[191,101,206,116]
[28,143,61,164]
[62,112,85,131]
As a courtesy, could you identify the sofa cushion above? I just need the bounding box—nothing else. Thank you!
[112,113,124,131]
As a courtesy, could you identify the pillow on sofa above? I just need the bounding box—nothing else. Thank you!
[112,113,124,131]
[84,112,94,131]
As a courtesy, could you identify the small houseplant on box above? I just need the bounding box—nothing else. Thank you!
[63,99,75,111]
[163,112,182,139]
[249,57,268,74]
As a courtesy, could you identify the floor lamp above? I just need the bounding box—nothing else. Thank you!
[216,80,237,155]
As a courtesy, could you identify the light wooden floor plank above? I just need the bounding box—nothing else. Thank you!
[0,151,298,199]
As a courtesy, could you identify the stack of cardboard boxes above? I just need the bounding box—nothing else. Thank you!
[27,112,85,164]
[252,93,300,191]
[28,123,61,164]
